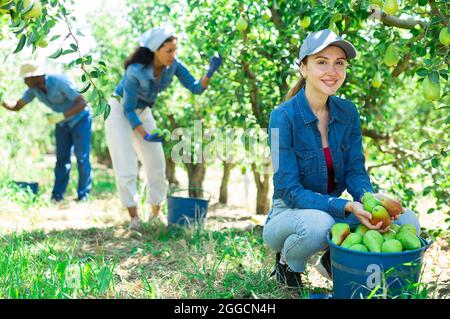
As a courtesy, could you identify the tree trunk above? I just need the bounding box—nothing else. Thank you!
[251,163,271,215]
[185,163,207,199]
[166,156,179,187]
[219,161,235,204]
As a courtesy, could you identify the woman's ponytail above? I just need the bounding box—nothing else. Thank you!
[284,77,306,101]
[284,58,308,101]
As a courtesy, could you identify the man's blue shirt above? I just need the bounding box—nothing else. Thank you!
[21,74,91,128]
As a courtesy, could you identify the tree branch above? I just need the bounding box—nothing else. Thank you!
[362,128,390,141]
[251,163,262,189]
[429,0,449,24]
[241,59,261,124]
[63,14,99,92]
[392,53,412,77]
[369,8,428,29]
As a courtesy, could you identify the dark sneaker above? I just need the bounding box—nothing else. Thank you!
[315,249,333,280]
[270,252,304,289]
[50,196,64,203]
[76,195,89,203]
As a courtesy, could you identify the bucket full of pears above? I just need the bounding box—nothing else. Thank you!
[327,193,432,299]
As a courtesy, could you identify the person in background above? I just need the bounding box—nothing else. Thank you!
[2,63,93,203]
[105,25,222,229]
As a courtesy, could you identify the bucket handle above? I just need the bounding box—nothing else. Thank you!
[168,187,211,202]
[421,237,433,251]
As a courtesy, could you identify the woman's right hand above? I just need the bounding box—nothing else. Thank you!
[346,201,389,233]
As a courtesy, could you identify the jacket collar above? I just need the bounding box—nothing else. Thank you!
[144,63,169,81]
[294,87,349,125]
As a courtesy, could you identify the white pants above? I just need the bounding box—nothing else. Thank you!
[105,97,168,208]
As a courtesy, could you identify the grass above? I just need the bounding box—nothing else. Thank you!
[3,220,442,299]
[0,232,117,298]
[0,156,447,299]
[0,220,328,299]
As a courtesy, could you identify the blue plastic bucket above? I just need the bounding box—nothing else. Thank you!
[167,188,211,227]
[12,181,39,195]
[327,231,432,299]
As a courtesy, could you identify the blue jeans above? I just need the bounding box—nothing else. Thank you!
[262,198,421,273]
[52,113,92,200]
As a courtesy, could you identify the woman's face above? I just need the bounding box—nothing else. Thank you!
[155,38,177,67]
[300,45,348,96]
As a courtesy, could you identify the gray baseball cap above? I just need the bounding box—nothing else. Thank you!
[299,29,357,62]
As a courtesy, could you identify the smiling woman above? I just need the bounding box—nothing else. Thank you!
[262,29,420,289]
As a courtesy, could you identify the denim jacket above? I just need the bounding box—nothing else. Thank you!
[114,59,206,128]
[269,87,373,219]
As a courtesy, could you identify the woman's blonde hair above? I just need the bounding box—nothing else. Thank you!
[284,58,308,101]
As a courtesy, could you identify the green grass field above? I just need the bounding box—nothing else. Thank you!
[0,158,448,299]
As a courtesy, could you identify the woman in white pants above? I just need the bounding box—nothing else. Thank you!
[106,25,222,229]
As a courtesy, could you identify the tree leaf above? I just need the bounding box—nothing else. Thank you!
[103,103,111,121]
[79,82,91,94]
[48,48,63,59]
[13,35,26,53]
[419,140,433,150]
[50,35,61,42]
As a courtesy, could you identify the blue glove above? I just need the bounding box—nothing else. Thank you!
[143,130,170,143]
[206,53,222,78]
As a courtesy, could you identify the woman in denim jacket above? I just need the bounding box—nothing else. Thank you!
[263,29,420,289]
[105,25,222,229]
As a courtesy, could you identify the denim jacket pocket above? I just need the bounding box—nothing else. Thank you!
[295,149,317,175]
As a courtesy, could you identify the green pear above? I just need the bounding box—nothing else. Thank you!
[247,31,258,41]
[396,232,421,251]
[341,233,363,249]
[398,223,416,235]
[375,193,403,217]
[381,239,403,253]
[362,192,381,212]
[370,0,383,9]
[439,27,450,46]
[383,229,397,241]
[236,18,248,32]
[261,9,271,21]
[383,0,399,15]
[162,129,171,142]
[23,0,42,20]
[349,244,369,252]
[331,223,350,245]
[363,230,384,253]
[422,76,440,101]
[371,71,382,88]
[384,44,399,67]
[390,223,401,233]
[354,224,369,236]
[300,16,311,29]
[371,205,391,229]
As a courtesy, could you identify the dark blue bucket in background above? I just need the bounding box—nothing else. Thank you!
[167,188,211,227]
[12,181,39,195]
[327,231,432,299]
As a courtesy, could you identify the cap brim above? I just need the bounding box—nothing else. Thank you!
[22,72,45,78]
[309,39,357,60]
